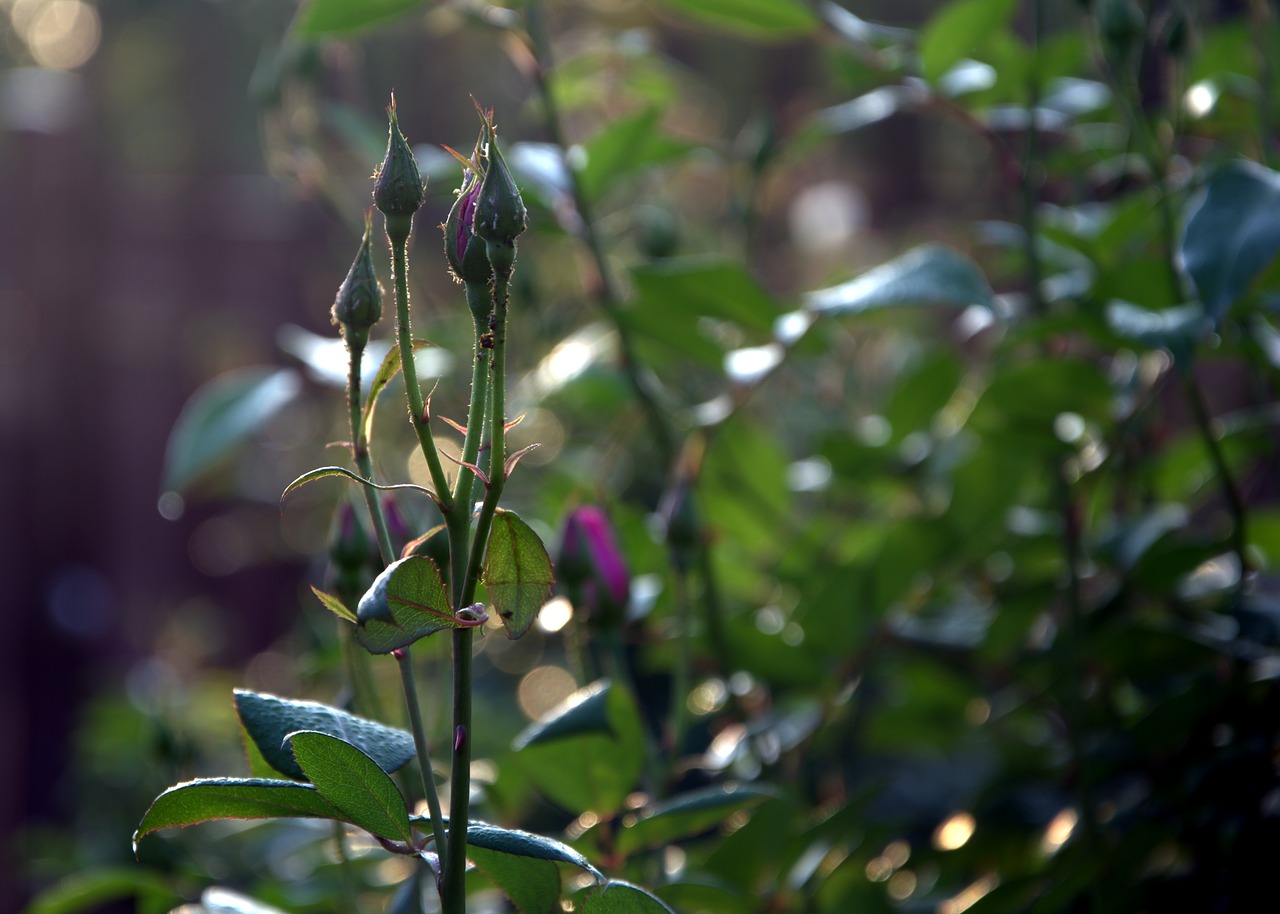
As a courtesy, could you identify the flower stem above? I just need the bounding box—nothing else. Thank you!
[396,649,449,868]
[347,341,396,565]
[388,228,455,514]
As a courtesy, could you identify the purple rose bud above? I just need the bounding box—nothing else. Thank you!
[443,164,491,288]
[558,506,630,624]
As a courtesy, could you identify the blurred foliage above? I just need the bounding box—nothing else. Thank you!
[24,0,1280,911]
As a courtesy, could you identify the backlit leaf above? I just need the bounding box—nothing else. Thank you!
[357,555,479,653]
[482,509,555,640]
[134,778,339,852]
[286,730,413,843]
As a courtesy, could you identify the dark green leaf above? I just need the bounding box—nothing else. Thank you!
[295,0,428,35]
[803,244,994,315]
[582,881,677,914]
[919,0,1018,84]
[618,784,779,854]
[512,681,646,816]
[1181,160,1280,324]
[579,109,692,201]
[482,509,555,640]
[468,847,560,914]
[649,0,818,39]
[631,259,782,334]
[133,778,340,851]
[513,680,615,748]
[463,824,605,914]
[357,555,480,653]
[234,689,416,781]
[163,367,300,493]
[467,822,603,876]
[286,730,413,843]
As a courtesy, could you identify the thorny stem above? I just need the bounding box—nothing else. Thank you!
[389,229,455,514]
[396,650,449,872]
[449,283,495,608]
[444,263,512,914]
[525,3,677,464]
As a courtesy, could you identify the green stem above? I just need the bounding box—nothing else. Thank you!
[347,341,396,565]
[449,285,494,609]
[396,649,449,867]
[444,263,511,914]
[668,566,692,772]
[1181,372,1250,595]
[443,628,473,914]
[388,227,455,514]
[461,267,511,606]
[525,3,676,465]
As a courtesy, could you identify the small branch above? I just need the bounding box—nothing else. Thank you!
[396,649,449,875]
[389,229,455,514]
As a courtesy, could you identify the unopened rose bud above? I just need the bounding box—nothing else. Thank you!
[558,506,629,626]
[473,119,526,277]
[443,148,493,287]
[326,501,376,602]
[331,215,382,351]
[374,96,426,240]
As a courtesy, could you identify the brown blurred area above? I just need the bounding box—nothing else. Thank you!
[0,4,336,906]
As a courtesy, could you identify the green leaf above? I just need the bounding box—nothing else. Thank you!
[579,109,692,202]
[919,0,1018,84]
[26,868,177,914]
[803,244,994,316]
[295,0,428,35]
[163,367,301,493]
[512,681,646,816]
[361,340,433,444]
[618,784,779,854]
[280,465,439,506]
[648,0,818,38]
[234,689,416,781]
[632,258,781,334]
[1180,160,1280,324]
[467,822,604,876]
[311,585,358,623]
[461,824,604,914]
[286,730,413,843]
[357,555,480,653]
[133,778,340,851]
[482,509,555,640]
[582,881,677,914]
[468,848,560,914]
[1105,301,1209,367]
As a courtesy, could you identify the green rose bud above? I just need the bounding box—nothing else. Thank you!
[473,114,527,277]
[331,214,382,351]
[374,95,426,241]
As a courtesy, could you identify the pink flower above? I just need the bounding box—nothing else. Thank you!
[559,506,629,621]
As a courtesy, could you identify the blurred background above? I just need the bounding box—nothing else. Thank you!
[6,1,1280,912]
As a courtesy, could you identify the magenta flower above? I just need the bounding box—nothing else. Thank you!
[558,506,630,622]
